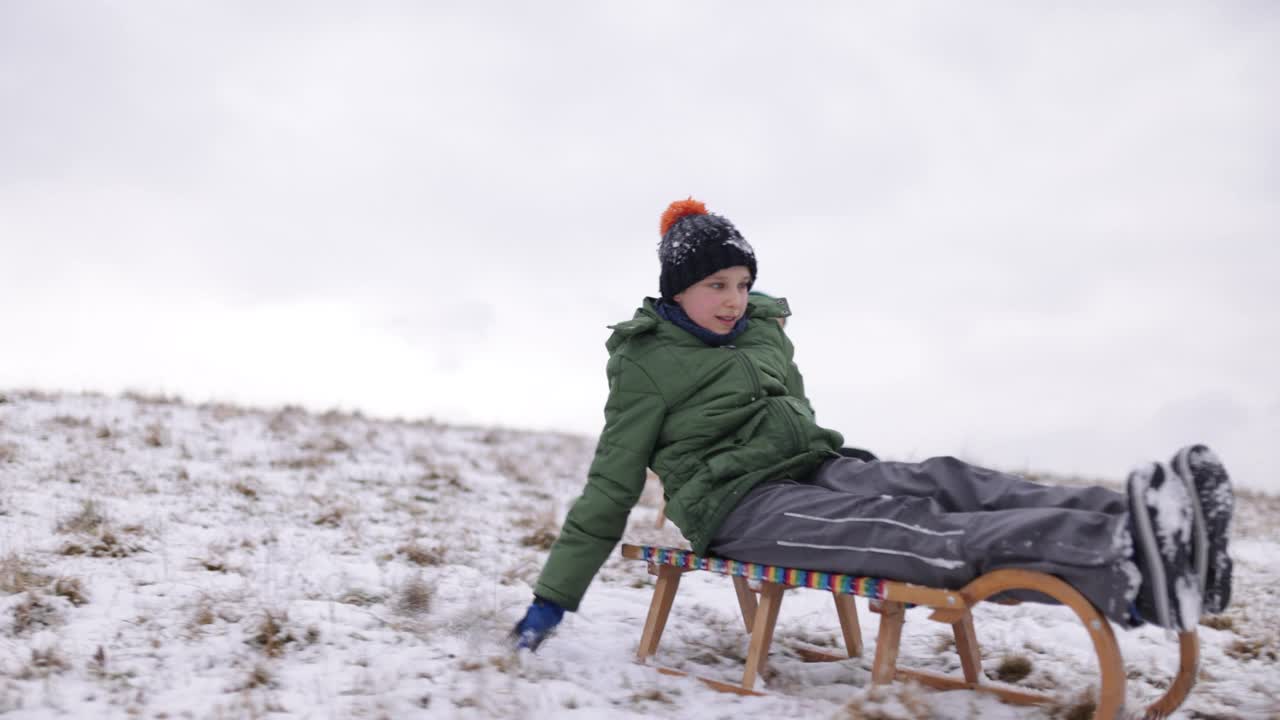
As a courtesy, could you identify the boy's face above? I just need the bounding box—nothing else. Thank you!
[673,266,753,335]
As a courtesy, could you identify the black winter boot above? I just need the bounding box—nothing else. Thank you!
[1127,462,1200,631]
[1171,444,1234,614]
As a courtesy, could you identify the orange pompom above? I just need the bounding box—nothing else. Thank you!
[660,198,707,236]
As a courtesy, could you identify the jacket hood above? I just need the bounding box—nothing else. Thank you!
[604,295,792,354]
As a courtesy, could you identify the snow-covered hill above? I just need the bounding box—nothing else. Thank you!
[1,391,1276,719]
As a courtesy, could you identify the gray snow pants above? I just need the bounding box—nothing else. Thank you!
[708,456,1136,624]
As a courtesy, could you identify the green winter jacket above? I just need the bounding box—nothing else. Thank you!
[533,295,844,611]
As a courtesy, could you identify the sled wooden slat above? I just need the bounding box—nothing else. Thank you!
[636,564,683,660]
[654,667,763,696]
[731,576,756,633]
[621,543,1199,720]
[832,592,862,658]
[894,666,1056,706]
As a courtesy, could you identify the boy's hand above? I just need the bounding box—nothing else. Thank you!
[511,597,565,651]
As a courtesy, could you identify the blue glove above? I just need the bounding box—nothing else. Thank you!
[512,596,565,651]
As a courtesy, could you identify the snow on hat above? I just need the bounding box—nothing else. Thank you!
[657,198,756,300]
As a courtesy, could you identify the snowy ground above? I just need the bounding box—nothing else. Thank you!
[0,390,1276,719]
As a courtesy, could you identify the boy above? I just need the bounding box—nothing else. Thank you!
[513,199,1234,649]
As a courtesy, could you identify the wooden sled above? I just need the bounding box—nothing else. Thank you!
[621,543,1198,719]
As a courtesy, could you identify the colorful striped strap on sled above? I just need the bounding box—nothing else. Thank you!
[638,545,888,600]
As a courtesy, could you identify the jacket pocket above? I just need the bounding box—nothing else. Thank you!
[783,396,815,421]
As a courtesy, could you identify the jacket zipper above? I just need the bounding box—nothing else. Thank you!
[728,348,763,402]
[782,399,805,454]
[730,347,803,453]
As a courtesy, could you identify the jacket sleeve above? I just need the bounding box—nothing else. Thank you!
[533,354,666,611]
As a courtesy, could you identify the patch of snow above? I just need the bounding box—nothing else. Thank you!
[1145,462,1193,562]
[1174,575,1202,632]
[0,391,1276,718]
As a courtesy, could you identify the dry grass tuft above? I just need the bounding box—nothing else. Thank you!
[248,611,297,658]
[191,601,217,628]
[47,458,88,485]
[267,409,299,436]
[304,434,352,454]
[1200,614,1235,631]
[630,688,675,705]
[231,479,260,500]
[1047,687,1097,719]
[15,647,70,680]
[418,464,464,492]
[515,505,561,550]
[312,505,349,528]
[934,633,956,654]
[485,654,520,674]
[520,528,558,550]
[273,454,332,470]
[496,453,536,484]
[338,589,384,607]
[839,682,932,719]
[679,614,749,665]
[0,554,51,595]
[397,542,447,567]
[198,554,229,573]
[123,390,183,406]
[11,593,61,635]
[57,499,108,534]
[1057,700,1095,720]
[0,442,17,464]
[394,575,433,616]
[994,654,1033,683]
[143,422,170,447]
[200,402,248,421]
[501,557,541,587]
[60,529,143,558]
[1225,636,1278,662]
[84,644,136,685]
[320,408,357,426]
[52,577,89,606]
[87,645,108,678]
[241,664,275,690]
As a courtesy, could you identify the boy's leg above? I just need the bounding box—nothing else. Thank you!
[809,456,1128,517]
[708,478,1137,624]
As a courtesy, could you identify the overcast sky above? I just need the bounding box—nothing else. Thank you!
[2,2,1277,491]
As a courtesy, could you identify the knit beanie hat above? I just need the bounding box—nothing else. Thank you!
[658,198,757,300]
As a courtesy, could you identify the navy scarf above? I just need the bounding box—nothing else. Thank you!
[655,300,749,347]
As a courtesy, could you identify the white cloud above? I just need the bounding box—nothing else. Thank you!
[1,1,1276,489]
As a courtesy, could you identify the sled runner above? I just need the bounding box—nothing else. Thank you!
[620,543,1198,719]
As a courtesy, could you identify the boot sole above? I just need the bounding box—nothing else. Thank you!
[1173,445,1233,613]
[1128,465,1171,629]
[1127,463,1199,630]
